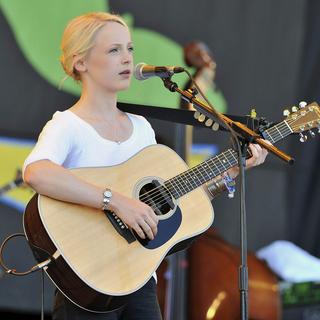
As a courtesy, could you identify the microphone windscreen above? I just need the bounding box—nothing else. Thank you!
[133,62,147,80]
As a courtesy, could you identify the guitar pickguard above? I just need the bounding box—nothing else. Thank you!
[136,206,182,249]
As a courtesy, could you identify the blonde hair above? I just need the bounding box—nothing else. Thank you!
[60,12,127,81]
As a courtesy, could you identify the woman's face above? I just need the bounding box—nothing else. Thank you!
[81,22,134,93]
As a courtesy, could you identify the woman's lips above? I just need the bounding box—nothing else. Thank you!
[119,70,131,75]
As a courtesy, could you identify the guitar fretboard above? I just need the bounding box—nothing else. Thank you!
[165,149,238,198]
[164,118,293,199]
[262,120,292,144]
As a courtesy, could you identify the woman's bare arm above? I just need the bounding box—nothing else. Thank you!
[24,160,158,240]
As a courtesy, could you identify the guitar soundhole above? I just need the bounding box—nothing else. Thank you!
[139,180,175,217]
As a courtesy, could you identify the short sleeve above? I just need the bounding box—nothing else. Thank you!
[23,112,73,174]
[144,118,157,145]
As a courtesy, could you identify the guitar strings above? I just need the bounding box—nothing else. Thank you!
[139,112,313,212]
[268,111,315,139]
[141,117,295,210]
[138,115,296,207]
[141,119,292,210]
[140,148,236,203]
[139,148,235,202]
[142,157,234,209]
[140,150,238,210]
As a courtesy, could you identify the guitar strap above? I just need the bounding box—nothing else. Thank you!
[118,102,260,131]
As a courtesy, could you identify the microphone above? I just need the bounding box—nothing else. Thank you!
[134,63,185,80]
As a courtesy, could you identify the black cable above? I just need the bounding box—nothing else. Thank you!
[0,233,52,276]
[0,234,50,319]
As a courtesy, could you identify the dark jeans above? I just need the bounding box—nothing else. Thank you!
[52,278,162,320]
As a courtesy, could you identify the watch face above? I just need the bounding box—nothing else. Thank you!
[104,190,112,198]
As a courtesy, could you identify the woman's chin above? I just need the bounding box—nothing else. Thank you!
[115,82,131,92]
[100,79,131,93]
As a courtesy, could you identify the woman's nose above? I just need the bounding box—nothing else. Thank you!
[122,51,132,64]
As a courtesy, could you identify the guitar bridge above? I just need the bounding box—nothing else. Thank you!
[104,210,136,244]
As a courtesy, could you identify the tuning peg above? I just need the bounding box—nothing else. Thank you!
[291,106,298,112]
[308,105,315,111]
[309,130,316,138]
[194,111,201,119]
[198,114,206,122]
[299,133,308,142]
[283,109,290,117]
[299,101,307,108]
[205,118,213,127]
[212,122,220,131]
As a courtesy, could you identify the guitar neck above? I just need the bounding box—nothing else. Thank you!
[165,148,238,198]
[164,118,293,199]
[261,119,293,144]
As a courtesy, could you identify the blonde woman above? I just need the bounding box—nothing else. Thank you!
[23,12,267,319]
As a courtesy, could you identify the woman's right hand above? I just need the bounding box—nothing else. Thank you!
[108,191,159,240]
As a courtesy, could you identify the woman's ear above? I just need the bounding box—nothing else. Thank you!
[73,55,87,73]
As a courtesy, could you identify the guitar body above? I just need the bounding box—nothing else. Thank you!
[23,144,214,313]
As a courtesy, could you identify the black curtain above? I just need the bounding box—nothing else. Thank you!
[287,0,320,257]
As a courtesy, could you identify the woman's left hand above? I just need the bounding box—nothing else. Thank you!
[228,142,269,178]
[246,143,269,168]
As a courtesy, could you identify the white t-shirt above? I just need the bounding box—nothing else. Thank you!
[24,110,156,170]
[23,109,158,281]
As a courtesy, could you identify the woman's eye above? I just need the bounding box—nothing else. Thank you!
[109,48,118,53]
[128,47,134,52]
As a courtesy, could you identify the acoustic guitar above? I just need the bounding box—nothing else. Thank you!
[23,102,320,313]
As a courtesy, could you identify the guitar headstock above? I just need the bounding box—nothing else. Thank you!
[192,101,320,144]
[284,101,320,142]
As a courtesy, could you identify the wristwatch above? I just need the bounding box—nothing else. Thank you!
[102,188,112,211]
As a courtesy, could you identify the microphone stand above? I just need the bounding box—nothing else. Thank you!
[161,77,294,320]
